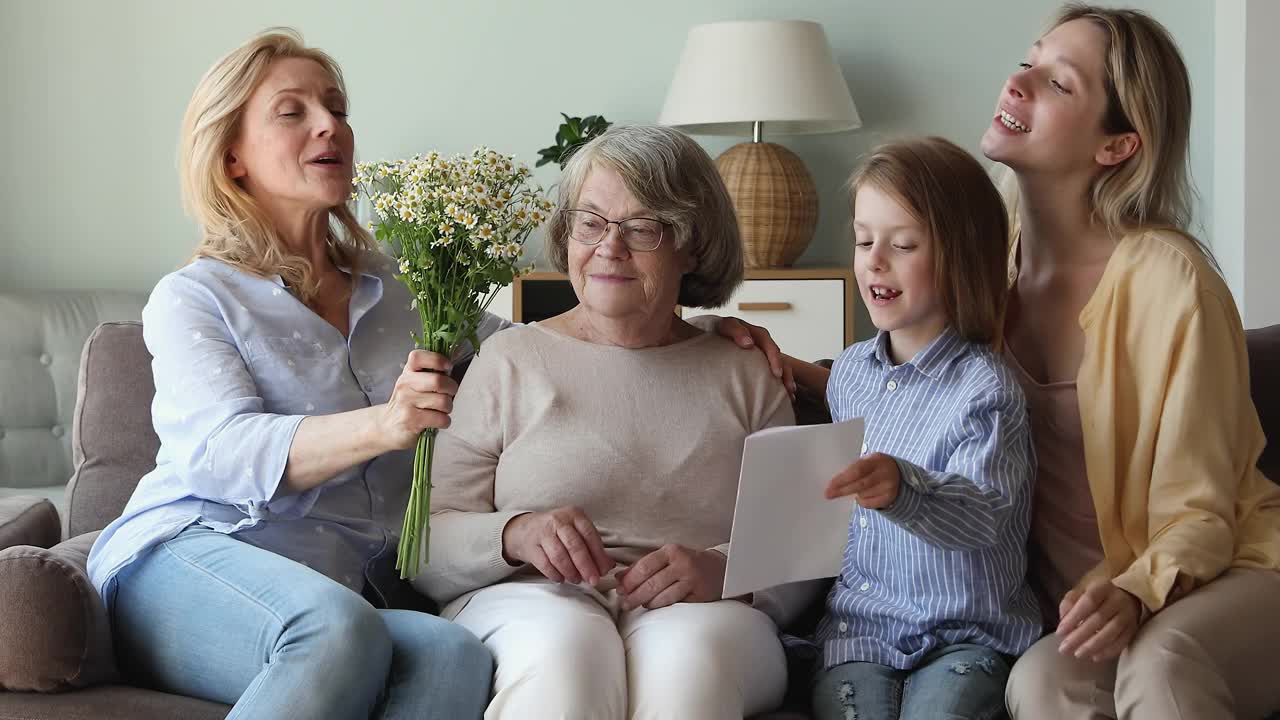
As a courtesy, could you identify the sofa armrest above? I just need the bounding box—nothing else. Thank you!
[0,530,119,692]
[0,496,60,551]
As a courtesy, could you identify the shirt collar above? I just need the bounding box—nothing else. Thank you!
[860,327,969,380]
[267,251,387,288]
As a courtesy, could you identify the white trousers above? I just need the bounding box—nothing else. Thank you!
[450,579,788,720]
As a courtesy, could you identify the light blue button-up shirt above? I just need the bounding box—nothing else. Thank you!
[86,254,509,606]
[812,329,1042,670]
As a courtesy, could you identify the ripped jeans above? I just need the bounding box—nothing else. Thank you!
[811,644,1010,720]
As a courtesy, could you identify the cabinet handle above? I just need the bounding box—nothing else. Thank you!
[738,302,793,312]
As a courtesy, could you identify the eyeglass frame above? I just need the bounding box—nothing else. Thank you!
[565,208,670,252]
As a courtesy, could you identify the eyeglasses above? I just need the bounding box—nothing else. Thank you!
[566,209,667,252]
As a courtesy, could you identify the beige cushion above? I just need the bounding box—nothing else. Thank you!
[0,532,117,692]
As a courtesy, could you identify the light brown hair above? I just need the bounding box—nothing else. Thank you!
[545,125,743,308]
[179,27,373,305]
[850,137,1010,345]
[1052,4,1206,253]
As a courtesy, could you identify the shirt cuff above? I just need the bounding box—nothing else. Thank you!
[879,457,927,523]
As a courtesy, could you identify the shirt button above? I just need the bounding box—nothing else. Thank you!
[859,516,868,528]
[51,425,65,438]
[860,582,871,592]
[39,353,52,366]
[860,443,868,454]
[886,380,898,391]
[838,621,849,633]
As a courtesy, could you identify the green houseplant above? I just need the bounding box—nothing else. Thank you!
[536,113,612,169]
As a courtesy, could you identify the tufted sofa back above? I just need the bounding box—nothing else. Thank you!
[0,291,146,515]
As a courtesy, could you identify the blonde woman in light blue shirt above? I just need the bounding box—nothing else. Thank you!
[86,29,497,720]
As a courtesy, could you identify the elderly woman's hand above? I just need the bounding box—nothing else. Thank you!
[617,544,727,611]
[379,350,458,450]
[501,506,614,584]
[714,317,797,396]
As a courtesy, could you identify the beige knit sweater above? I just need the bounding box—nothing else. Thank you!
[412,323,819,625]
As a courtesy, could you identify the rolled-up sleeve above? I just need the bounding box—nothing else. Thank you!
[144,275,314,517]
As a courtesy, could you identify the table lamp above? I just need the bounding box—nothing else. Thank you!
[659,20,861,267]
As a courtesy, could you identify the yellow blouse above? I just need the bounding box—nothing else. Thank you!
[1014,228,1280,612]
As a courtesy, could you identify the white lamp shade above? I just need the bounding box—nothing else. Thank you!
[658,20,861,136]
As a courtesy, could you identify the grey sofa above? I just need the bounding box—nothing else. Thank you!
[0,291,146,516]
[0,287,1277,719]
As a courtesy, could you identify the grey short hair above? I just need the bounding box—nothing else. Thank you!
[545,125,744,308]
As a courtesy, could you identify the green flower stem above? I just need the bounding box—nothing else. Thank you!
[398,427,437,579]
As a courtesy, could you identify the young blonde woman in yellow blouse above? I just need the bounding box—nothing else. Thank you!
[979,4,1280,718]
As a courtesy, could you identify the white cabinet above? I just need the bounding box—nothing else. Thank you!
[706,275,851,361]
[491,268,855,361]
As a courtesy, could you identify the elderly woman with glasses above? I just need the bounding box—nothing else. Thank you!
[412,124,817,720]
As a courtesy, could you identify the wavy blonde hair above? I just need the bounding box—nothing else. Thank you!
[179,27,373,304]
[1056,4,1198,235]
[1001,5,1213,261]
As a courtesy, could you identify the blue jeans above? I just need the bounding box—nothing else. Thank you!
[111,525,492,720]
[811,644,1010,720]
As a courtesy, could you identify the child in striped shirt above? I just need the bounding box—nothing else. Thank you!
[787,137,1041,720]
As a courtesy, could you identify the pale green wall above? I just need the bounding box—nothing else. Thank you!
[0,0,1215,339]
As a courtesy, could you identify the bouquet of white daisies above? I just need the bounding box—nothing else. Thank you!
[354,147,550,578]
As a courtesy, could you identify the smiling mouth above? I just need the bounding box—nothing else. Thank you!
[998,109,1031,133]
[870,285,902,301]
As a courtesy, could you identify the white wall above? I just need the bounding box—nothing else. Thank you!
[1215,0,1280,329]
[1243,0,1280,328]
[1214,0,1246,305]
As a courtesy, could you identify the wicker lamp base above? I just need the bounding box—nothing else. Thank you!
[715,141,819,269]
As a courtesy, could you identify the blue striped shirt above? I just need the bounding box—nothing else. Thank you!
[813,328,1041,670]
